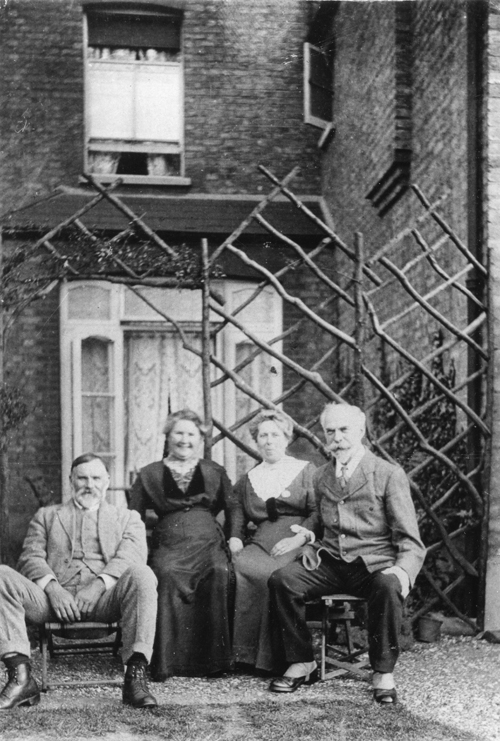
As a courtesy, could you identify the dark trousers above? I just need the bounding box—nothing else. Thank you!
[268,554,404,674]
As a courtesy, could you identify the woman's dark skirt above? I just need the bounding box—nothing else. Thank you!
[149,508,233,679]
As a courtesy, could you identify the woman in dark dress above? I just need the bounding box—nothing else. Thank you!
[129,409,234,679]
[228,409,317,673]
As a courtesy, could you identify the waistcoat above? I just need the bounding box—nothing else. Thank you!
[60,508,106,589]
[320,472,350,560]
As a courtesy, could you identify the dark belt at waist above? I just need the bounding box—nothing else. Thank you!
[161,505,214,517]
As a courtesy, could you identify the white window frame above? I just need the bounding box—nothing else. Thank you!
[304,41,333,130]
[60,282,124,502]
[60,280,283,495]
[83,7,190,186]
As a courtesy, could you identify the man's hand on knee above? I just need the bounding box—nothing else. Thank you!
[75,579,106,620]
[45,582,81,623]
[381,565,410,598]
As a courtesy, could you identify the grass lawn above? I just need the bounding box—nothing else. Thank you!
[0,697,484,741]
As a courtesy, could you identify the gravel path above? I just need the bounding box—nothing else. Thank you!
[27,635,500,741]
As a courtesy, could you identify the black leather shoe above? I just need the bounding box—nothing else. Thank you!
[269,668,318,693]
[0,662,40,710]
[123,663,158,708]
[373,687,398,705]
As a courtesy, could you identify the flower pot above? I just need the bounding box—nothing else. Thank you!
[417,616,442,642]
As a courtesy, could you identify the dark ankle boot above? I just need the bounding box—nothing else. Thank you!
[0,660,40,710]
[122,663,157,708]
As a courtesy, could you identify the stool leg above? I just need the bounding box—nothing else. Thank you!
[113,626,122,656]
[321,602,328,681]
[40,626,48,692]
[345,618,355,658]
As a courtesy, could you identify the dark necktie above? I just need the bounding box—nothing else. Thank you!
[339,464,348,489]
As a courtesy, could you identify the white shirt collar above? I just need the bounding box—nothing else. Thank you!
[335,444,366,480]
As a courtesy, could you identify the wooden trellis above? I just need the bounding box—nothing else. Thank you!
[22,166,489,626]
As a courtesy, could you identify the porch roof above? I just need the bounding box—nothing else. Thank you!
[2,189,326,237]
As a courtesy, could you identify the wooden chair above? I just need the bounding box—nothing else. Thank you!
[316,594,370,681]
[39,621,122,691]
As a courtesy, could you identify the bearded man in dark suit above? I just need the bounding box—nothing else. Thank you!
[268,403,425,704]
[0,453,158,710]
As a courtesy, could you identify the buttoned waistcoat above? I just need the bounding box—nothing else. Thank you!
[308,449,425,586]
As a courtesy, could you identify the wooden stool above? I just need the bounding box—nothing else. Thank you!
[39,621,122,691]
[319,595,370,681]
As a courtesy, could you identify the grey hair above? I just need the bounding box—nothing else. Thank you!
[248,408,294,442]
[71,453,109,473]
[319,402,366,430]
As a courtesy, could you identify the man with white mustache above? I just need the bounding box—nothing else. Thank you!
[268,402,425,705]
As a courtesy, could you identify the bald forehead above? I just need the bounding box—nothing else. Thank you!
[321,405,365,430]
[71,458,109,479]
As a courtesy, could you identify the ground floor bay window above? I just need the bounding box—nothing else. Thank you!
[60,280,282,502]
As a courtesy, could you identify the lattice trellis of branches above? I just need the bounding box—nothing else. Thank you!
[15,167,489,625]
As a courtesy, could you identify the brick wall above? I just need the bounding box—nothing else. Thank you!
[0,0,85,214]
[184,0,321,193]
[321,0,471,392]
[0,0,321,212]
[2,246,61,558]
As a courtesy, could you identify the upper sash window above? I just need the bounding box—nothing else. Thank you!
[84,6,184,182]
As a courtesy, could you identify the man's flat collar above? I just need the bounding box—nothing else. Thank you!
[335,444,366,479]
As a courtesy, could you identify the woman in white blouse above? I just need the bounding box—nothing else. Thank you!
[228,409,317,673]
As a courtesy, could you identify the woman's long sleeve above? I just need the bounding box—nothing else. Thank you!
[128,475,149,520]
[227,475,247,540]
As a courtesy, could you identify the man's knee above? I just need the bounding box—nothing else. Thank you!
[0,565,20,591]
[121,564,158,592]
[370,572,403,605]
[268,564,303,596]
[268,567,287,594]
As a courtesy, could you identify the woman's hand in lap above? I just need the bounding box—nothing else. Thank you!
[228,537,244,555]
[271,533,307,558]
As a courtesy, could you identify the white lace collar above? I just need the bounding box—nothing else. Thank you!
[248,456,308,502]
[163,456,200,475]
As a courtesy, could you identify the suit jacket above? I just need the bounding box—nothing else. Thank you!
[17,501,148,584]
[128,458,234,520]
[309,449,425,586]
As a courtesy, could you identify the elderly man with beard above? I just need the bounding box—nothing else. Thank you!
[268,403,425,704]
[0,453,158,710]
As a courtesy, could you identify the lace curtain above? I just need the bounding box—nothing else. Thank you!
[125,332,204,484]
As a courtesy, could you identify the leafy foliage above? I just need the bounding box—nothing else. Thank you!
[371,332,480,615]
[0,384,28,451]
[2,225,226,320]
